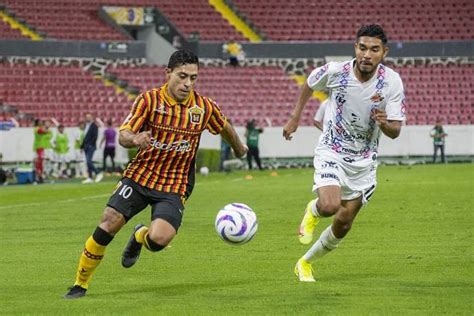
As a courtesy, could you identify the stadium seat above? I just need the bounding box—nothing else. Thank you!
[232,0,473,41]
[2,0,245,41]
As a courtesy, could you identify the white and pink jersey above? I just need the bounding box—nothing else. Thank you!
[307,59,406,164]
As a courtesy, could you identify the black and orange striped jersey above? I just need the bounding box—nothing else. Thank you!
[120,84,227,197]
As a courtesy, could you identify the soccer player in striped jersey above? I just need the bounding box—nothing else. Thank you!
[283,25,406,282]
[64,50,248,299]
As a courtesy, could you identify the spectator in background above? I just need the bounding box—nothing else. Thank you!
[245,119,263,170]
[0,153,6,185]
[81,113,103,184]
[313,99,329,131]
[0,115,19,130]
[73,121,87,178]
[43,120,55,177]
[54,124,70,178]
[101,119,117,175]
[430,120,448,163]
[172,35,182,49]
[33,119,46,183]
[222,39,245,67]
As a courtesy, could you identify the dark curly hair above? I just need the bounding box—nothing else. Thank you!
[356,24,388,45]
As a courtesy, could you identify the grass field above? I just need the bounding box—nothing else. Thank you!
[1,164,473,315]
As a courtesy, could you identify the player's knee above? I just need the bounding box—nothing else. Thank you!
[317,199,340,217]
[99,207,126,234]
[147,229,174,248]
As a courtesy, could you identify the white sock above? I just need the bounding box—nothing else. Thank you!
[310,198,320,217]
[303,225,342,262]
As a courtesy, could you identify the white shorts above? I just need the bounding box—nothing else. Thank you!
[45,149,55,161]
[313,148,377,204]
[55,153,69,163]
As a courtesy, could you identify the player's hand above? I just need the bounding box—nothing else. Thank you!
[234,144,248,158]
[133,131,152,148]
[283,117,299,140]
[371,108,388,126]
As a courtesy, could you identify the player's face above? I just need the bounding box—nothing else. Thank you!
[354,36,388,75]
[166,64,198,102]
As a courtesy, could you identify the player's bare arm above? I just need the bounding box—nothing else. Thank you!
[371,108,402,139]
[220,121,248,158]
[283,82,313,140]
[119,129,152,148]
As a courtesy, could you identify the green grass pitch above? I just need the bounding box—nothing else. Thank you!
[1,164,473,315]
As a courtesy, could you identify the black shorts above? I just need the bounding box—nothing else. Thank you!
[107,177,185,231]
[104,147,115,158]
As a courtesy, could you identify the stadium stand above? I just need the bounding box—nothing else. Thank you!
[2,0,127,41]
[0,62,130,125]
[1,0,245,41]
[232,0,474,41]
[0,19,26,39]
[394,64,473,125]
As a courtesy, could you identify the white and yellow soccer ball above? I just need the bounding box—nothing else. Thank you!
[215,203,258,245]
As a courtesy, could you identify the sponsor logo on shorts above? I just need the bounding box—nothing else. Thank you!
[320,173,339,180]
[321,160,338,169]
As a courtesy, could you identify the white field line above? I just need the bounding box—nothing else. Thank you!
[0,194,110,210]
[2,172,296,210]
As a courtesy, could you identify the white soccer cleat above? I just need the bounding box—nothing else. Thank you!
[294,258,315,282]
[94,172,104,183]
[81,178,94,184]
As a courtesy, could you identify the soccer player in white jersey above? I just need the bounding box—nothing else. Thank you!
[283,24,406,282]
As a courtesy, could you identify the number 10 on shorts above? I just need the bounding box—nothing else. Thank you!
[113,181,133,199]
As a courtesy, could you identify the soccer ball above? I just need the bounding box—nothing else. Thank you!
[200,166,209,176]
[215,203,258,245]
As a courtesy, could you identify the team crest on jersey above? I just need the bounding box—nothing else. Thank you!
[155,103,168,114]
[370,93,385,103]
[188,104,204,124]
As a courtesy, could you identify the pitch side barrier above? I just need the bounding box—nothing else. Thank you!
[0,39,146,59]
[199,41,474,59]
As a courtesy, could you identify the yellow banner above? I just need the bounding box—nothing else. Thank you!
[104,6,144,25]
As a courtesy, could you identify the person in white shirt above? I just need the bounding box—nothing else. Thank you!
[283,24,406,282]
[313,99,328,131]
[73,121,87,178]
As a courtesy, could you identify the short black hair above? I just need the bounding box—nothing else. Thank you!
[167,50,199,70]
[356,24,387,45]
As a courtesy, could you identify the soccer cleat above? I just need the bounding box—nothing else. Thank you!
[294,258,315,282]
[81,178,94,184]
[94,172,104,183]
[298,199,320,245]
[64,285,87,299]
[121,224,145,268]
